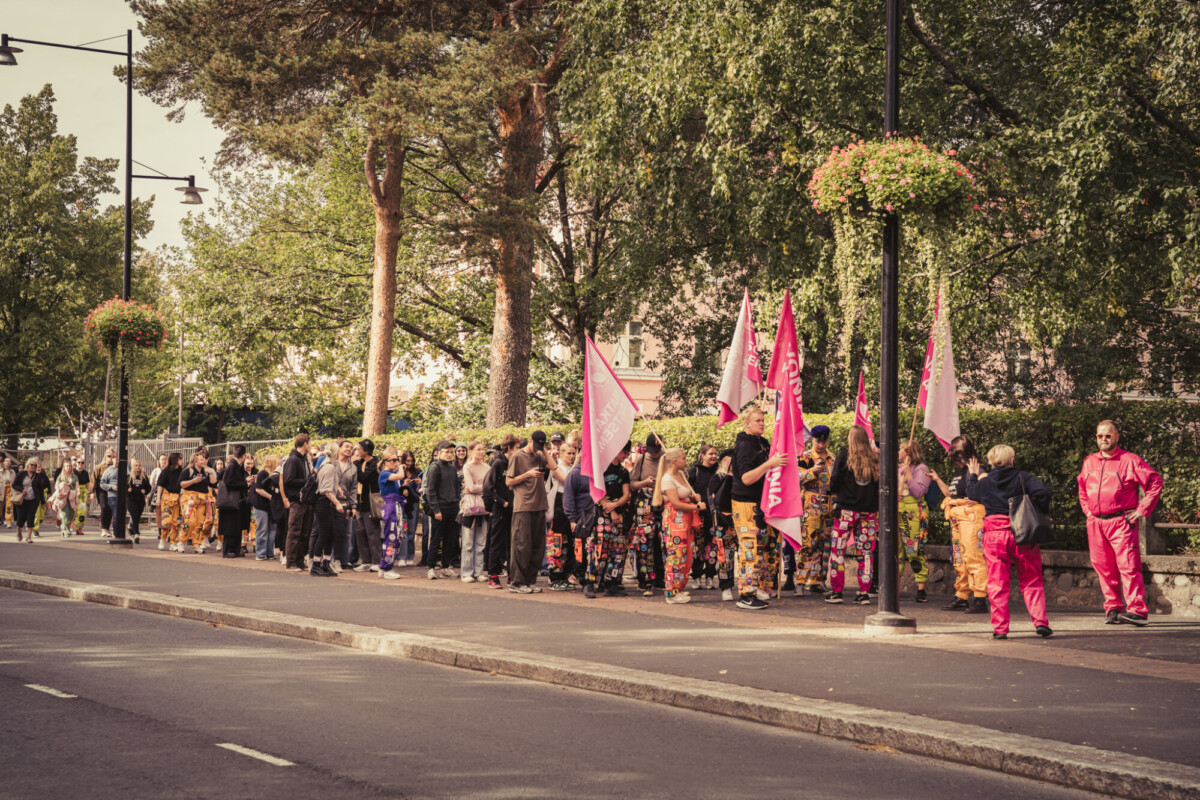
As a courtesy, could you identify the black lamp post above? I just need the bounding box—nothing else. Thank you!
[0,30,205,545]
[865,0,917,635]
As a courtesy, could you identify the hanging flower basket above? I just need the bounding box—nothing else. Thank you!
[85,298,168,353]
[808,135,977,221]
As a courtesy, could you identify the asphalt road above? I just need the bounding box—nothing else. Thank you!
[0,588,1107,800]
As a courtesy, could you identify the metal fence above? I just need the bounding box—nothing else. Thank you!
[205,439,292,461]
[84,437,204,470]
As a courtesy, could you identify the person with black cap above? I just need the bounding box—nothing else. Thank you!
[424,440,461,579]
[505,430,558,593]
[629,434,665,596]
[352,438,383,571]
[794,424,836,596]
[483,434,519,588]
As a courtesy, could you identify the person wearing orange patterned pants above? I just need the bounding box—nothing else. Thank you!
[930,436,988,614]
[178,450,216,553]
[656,448,701,604]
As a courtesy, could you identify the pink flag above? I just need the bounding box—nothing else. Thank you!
[919,291,960,451]
[716,288,763,428]
[580,335,640,502]
[763,289,810,443]
[853,371,875,443]
[763,364,805,551]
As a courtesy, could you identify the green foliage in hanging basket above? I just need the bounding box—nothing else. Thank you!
[808,135,977,221]
[85,298,168,352]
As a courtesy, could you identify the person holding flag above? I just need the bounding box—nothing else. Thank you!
[731,406,789,610]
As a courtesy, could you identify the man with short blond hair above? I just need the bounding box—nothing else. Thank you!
[1077,420,1163,626]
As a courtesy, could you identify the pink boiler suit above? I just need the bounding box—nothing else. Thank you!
[982,514,1048,636]
[1076,448,1162,617]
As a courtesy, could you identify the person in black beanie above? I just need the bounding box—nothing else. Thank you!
[353,438,383,571]
[483,434,519,589]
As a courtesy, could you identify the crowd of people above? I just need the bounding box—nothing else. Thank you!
[0,414,1163,638]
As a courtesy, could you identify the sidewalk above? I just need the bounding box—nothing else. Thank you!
[4,529,1198,775]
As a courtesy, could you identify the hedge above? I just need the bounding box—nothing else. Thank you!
[266,401,1200,553]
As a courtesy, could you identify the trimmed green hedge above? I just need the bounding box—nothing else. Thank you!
[272,401,1200,552]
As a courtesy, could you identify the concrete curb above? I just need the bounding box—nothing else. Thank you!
[4,569,1198,800]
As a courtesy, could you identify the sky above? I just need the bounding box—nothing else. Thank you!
[2,0,225,253]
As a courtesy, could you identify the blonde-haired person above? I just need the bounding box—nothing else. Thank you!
[460,441,491,582]
[178,449,217,553]
[730,406,789,610]
[127,458,152,544]
[826,425,880,605]
[50,459,80,537]
[964,444,1053,639]
[155,453,184,551]
[12,457,49,543]
[252,453,280,560]
[376,445,406,579]
[654,447,703,604]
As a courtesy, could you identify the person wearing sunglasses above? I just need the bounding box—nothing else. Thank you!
[1077,420,1163,627]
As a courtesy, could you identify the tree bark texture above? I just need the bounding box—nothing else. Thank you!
[362,140,406,437]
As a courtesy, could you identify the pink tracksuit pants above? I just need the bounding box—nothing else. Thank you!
[1086,516,1149,617]
[982,515,1048,636]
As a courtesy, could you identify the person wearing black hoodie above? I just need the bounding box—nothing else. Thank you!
[424,440,461,579]
[964,444,1053,640]
[281,434,314,571]
[730,407,789,610]
[827,424,880,605]
[687,445,720,589]
[353,439,382,571]
[483,434,519,588]
[218,446,248,557]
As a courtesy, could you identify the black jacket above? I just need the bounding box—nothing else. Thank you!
[483,453,513,512]
[829,449,880,512]
[356,457,380,513]
[965,466,1051,517]
[12,470,50,507]
[731,432,770,503]
[221,458,248,494]
[281,448,311,503]
[425,459,461,510]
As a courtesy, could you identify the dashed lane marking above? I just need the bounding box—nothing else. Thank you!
[216,743,294,766]
[25,684,77,699]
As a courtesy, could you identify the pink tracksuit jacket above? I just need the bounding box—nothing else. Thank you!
[1077,448,1162,617]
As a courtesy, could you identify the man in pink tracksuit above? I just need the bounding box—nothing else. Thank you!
[1077,420,1163,627]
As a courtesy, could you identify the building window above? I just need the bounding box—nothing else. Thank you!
[617,321,644,370]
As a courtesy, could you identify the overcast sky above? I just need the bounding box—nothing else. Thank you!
[2,0,225,253]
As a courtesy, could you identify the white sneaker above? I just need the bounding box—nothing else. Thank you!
[353,564,372,572]
[195,545,205,554]
[381,570,401,580]
[756,589,771,602]
[369,565,380,573]
[461,576,475,583]
[441,568,458,578]
[304,556,312,570]
[721,589,734,602]
[279,554,287,565]
[665,593,692,605]
[428,568,437,580]
[158,540,166,550]
[330,562,343,574]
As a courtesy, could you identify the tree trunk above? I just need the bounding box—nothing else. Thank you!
[486,92,545,428]
[362,140,406,437]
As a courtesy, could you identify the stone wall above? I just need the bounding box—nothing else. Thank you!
[900,545,1200,617]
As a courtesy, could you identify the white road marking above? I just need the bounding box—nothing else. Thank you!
[216,743,294,766]
[25,684,77,699]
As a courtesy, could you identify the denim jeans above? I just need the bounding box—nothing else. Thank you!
[253,507,275,558]
[401,505,419,562]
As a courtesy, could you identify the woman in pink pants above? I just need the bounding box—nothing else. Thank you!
[964,445,1053,640]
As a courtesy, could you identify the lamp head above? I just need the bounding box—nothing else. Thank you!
[0,35,22,66]
[176,177,207,205]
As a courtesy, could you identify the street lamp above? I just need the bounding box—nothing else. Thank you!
[864,0,917,635]
[1,29,206,546]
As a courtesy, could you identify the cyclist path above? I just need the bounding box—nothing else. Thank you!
[4,534,1199,769]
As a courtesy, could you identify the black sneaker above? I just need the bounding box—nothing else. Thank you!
[1118,611,1149,627]
[309,565,329,577]
[548,581,570,592]
[782,576,796,592]
[824,591,843,605]
[943,597,969,611]
[736,595,768,610]
[992,633,1007,640]
[915,589,928,603]
[583,584,597,599]
[853,592,871,605]
[322,562,338,577]
[1105,609,1123,624]
[603,585,623,597]
[1035,625,1053,637]
[965,596,989,614]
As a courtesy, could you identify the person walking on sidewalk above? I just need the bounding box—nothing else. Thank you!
[827,425,880,606]
[127,458,152,545]
[281,434,315,572]
[12,458,49,543]
[99,458,119,537]
[929,436,989,614]
[1,455,14,528]
[73,458,90,535]
[50,460,80,538]
[156,453,183,551]
[179,449,217,554]
[92,448,117,538]
[1077,420,1163,627]
[483,435,518,589]
[425,440,462,580]
[506,431,557,593]
[897,438,932,603]
[655,447,702,605]
[731,407,788,610]
[965,445,1053,640]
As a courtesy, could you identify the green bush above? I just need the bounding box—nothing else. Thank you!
[273,401,1200,552]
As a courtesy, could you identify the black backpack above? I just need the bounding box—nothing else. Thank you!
[711,472,733,515]
[299,467,320,506]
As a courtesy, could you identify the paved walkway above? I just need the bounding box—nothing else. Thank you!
[4,528,1199,770]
